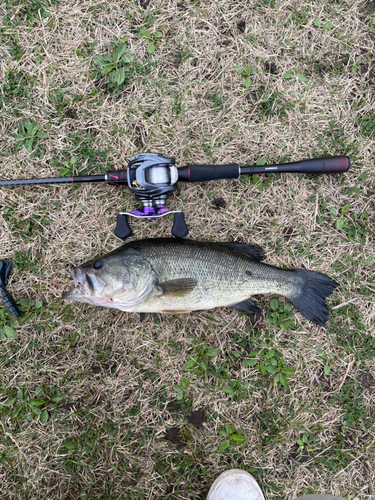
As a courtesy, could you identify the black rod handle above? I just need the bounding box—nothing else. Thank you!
[178,164,239,182]
[241,156,350,175]
[178,156,350,182]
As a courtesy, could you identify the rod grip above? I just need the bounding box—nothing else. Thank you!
[178,164,239,182]
[292,156,350,174]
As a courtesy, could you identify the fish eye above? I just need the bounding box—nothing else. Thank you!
[94,260,103,269]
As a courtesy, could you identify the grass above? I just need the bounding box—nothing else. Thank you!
[0,0,374,498]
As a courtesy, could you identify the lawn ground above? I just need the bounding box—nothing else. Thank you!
[0,0,374,498]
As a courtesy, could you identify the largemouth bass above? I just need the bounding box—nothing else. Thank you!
[62,238,339,326]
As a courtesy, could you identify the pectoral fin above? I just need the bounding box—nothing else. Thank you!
[228,298,261,314]
[158,278,197,297]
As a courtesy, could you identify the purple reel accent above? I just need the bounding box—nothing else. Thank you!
[131,206,169,220]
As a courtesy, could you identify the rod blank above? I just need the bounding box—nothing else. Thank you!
[0,174,105,187]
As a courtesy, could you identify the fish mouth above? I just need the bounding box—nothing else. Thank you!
[62,267,104,300]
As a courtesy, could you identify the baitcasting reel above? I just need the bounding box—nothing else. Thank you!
[114,153,188,239]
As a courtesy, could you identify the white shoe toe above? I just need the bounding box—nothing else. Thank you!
[207,469,265,500]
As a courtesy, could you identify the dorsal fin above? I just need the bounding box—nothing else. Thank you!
[216,242,265,261]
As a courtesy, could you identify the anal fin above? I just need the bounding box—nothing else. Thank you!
[228,298,261,314]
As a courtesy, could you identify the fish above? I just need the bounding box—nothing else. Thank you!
[62,238,339,326]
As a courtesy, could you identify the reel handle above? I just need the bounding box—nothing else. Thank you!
[114,211,188,240]
[114,214,132,240]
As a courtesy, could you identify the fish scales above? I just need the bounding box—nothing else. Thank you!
[127,239,298,312]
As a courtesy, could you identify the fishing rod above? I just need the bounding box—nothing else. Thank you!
[0,153,350,239]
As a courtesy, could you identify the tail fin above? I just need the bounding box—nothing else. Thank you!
[289,269,339,326]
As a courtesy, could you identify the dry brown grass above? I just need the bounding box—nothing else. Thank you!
[0,0,374,498]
